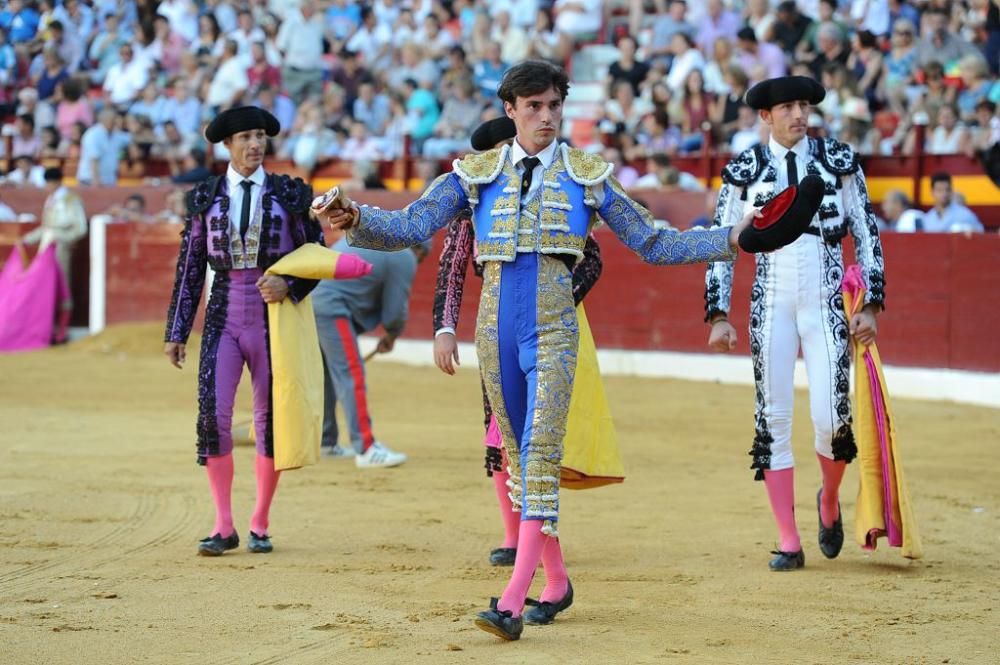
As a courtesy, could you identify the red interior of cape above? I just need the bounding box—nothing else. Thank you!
[754,186,797,229]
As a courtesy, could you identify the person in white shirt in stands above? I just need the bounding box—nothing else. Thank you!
[102,43,150,109]
[880,189,924,233]
[206,39,248,111]
[553,0,602,59]
[922,173,985,233]
[276,0,326,104]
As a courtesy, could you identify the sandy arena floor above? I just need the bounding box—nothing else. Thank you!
[0,324,997,665]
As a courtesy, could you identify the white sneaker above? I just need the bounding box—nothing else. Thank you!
[321,444,356,459]
[355,441,407,468]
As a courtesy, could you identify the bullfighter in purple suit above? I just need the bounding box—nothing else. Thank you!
[163,106,324,557]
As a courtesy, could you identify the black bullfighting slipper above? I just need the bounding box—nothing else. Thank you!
[524,580,574,625]
[474,597,523,641]
[489,547,517,566]
[247,531,273,554]
[198,531,239,556]
[768,549,805,571]
[817,488,844,559]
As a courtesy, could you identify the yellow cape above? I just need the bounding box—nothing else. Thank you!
[263,244,352,471]
[844,271,921,559]
[561,305,625,489]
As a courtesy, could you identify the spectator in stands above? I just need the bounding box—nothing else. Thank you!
[326,0,363,47]
[103,43,150,109]
[403,77,440,153]
[15,87,55,134]
[346,5,392,68]
[88,12,130,85]
[923,172,985,233]
[390,7,418,49]
[743,0,777,43]
[339,159,387,192]
[247,41,281,98]
[353,80,391,136]
[8,113,39,159]
[77,108,129,186]
[736,27,787,83]
[810,22,851,80]
[704,37,737,96]
[773,1,813,56]
[158,0,199,44]
[39,21,78,78]
[170,147,213,184]
[130,82,172,130]
[924,104,969,155]
[696,0,741,54]
[423,78,483,158]
[283,103,341,169]
[849,0,890,37]
[966,99,999,156]
[665,32,704,95]
[607,35,650,98]
[525,7,560,61]
[207,0,238,34]
[634,152,702,190]
[879,17,918,114]
[552,0,603,60]
[106,193,150,223]
[206,39,249,112]
[229,8,265,62]
[191,12,224,67]
[728,104,764,153]
[491,10,529,65]
[839,96,880,153]
[61,120,85,160]
[54,79,92,141]
[0,28,15,87]
[330,49,367,109]
[601,145,639,188]
[38,124,61,159]
[916,8,983,69]
[888,0,921,36]
[649,0,696,69]
[909,60,957,127]
[674,68,713,153]
[710,66,750,142]
[54,0,95,58]
[162,79,203,140]
[5,154,45,187]
[320,85,352,136]
[148,14,186,76]
[601,80,653,136]
[254,85,296,140]
[32,46,68,102]
[473,41,508,107]
[152,120,188,160]
[632,110,681,158]
[957,55,994,122]
[847,29,884,108]
[0,0,40,45]
[421,13,456,62]
[797,0,848,66]
[440,45,473,97]
[881,189,924,232]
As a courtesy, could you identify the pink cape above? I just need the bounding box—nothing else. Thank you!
[0,244,71,353]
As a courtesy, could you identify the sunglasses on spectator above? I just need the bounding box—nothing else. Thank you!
[894,30,912,36]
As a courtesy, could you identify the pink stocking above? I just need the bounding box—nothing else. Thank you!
[817,453,846,528]
[497,520,547,617]
[205,454,235,537]
[763,468,801,552]
[250,454,281,536]
[539,537,569,603]
[492,471,520,549]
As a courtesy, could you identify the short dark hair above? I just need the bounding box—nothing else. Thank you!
[126,193,146,208]
[856,29,877,49]
[497,60,570,105]
[930,172,952,187]
[44,167,63,182]
[737,27,757,43]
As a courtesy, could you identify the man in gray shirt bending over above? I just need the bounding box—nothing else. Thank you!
[312,236,432,468]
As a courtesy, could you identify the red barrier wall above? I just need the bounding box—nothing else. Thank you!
[2,189,997,372]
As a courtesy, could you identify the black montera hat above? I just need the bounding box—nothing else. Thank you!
[205,106,280,143]
[471,116,516,151]
[738,175,824,253]
[745,76,825,111]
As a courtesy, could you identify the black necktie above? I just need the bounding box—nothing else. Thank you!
[239,180,253,238]
[520,157,540,198]
[785,151,799,186]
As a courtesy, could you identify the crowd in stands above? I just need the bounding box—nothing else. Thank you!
[0,0,996,232]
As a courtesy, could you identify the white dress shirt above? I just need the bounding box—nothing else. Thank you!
[226,164,265,236]
[767,136,810,189]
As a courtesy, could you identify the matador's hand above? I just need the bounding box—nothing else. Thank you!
[433,332,460,375]
[257,275,289,303]
[708,319,738,353]
[728,208,763,251]
[165,342,186,369]
[311,186,359,230]
[850,306,878,346]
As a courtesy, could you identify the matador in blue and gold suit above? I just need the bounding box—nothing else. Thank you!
[345,138,737,536]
